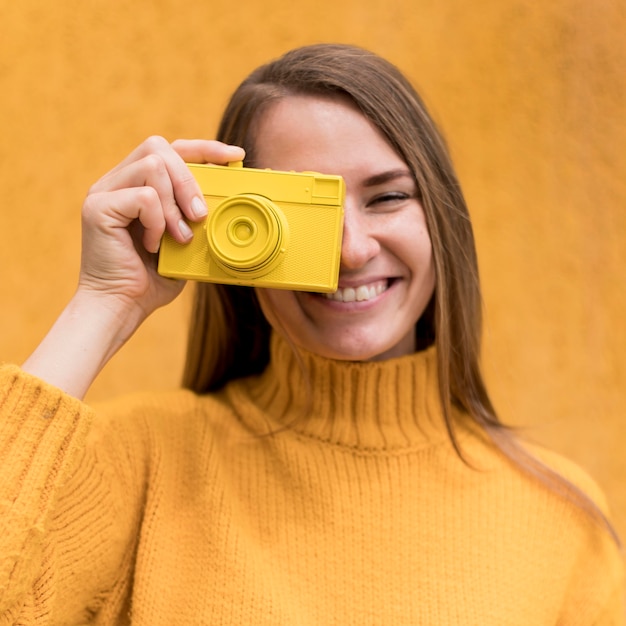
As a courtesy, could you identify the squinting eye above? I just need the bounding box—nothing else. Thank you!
[370,192,411,207]
[378,193,408,202]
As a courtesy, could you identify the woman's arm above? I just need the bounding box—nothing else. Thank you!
[22,136,244,399]
[1,137,244,621]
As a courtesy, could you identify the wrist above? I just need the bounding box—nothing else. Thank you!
[22,290,148,399]
[72,287,151,344]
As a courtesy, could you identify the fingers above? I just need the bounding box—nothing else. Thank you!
[167,140,246,239]
[90,136,199,245]
[95,153,194,245]
[171,139,245,165]
[88,136,245,247]
[82,186,166,254]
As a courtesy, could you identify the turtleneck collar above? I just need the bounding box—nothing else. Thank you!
[231,332,453,452]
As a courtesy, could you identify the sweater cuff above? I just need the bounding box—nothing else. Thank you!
[0,364,93,516]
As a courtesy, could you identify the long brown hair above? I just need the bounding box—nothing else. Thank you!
[182,44,616,540]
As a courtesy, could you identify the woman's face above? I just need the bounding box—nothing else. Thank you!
[253,94,435,361]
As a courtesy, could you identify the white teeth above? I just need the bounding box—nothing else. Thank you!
[324,280,388,302]
[355,285,370,301]
[342,287,356,302]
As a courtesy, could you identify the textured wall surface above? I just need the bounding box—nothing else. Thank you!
[1,0,624,540]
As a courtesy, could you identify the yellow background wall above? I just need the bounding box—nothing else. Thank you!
[1,0,624,541]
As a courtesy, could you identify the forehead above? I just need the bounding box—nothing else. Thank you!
[251,94,406,179]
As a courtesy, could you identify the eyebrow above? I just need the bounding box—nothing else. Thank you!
[362,169,414,187]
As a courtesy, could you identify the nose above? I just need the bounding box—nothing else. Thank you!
[339,203,380,270]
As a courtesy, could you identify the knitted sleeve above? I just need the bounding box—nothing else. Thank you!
[0,364,145,624]
[559,521,625,625]
[535,446,626,625]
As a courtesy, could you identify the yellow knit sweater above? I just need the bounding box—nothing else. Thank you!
[0,335,623,624]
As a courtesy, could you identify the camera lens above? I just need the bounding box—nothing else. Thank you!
[229,217,257,245]
[207,194,289,277]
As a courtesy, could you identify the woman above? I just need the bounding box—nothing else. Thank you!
[1,44,623,624]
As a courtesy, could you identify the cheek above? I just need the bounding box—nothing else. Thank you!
[403,222,436,305]
[421,242,436,297]
[424,238,435,280]
[402,221,434,276]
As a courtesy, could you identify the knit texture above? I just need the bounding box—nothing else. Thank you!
[0,335,624,624]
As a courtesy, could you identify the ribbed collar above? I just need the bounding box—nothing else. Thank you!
[232,332,453,452]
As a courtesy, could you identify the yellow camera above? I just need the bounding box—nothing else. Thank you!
[158,162,345,292]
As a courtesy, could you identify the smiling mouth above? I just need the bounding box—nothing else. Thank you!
[322,279,389,302]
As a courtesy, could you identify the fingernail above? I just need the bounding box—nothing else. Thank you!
[178,219,193,241]
[191,196,207,219]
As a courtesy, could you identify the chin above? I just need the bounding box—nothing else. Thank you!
[295,331,416,362]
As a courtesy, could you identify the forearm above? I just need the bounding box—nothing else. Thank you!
[20,138,244,401]
[21,290,145,400]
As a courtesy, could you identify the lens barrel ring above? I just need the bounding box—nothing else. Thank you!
[207,194,288,277]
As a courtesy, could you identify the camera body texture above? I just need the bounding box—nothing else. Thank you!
[158,162,345,292]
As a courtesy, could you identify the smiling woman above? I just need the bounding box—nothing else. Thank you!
[251,94,435,362]
[0,44,623,624]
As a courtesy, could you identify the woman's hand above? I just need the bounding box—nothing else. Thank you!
[80,136,244,319]
[22,137,245,399]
